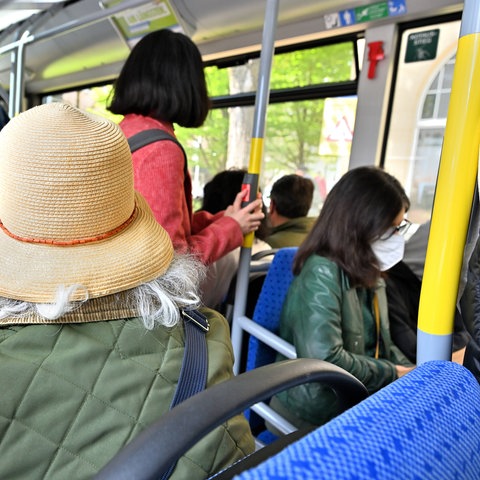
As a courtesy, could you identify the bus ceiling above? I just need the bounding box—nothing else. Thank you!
[0,0,464,102]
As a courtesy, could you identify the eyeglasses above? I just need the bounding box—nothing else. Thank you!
[380,219,412,240]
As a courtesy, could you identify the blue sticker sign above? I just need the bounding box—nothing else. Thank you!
[388,0,407,17]
[326,0,407,29]
[339,9,356,26]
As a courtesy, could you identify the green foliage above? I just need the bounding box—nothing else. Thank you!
[271,43,354,88]
[204,65,230,96]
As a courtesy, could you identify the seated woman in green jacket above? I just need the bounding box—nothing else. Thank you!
[271,166,415,429]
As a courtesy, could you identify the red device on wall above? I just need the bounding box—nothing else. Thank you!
[367,41,385,79]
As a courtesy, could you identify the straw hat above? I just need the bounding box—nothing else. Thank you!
[0,102,174,303]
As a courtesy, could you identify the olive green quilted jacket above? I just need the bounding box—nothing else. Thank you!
[0,307,254,479]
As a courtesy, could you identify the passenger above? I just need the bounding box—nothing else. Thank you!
[107,29,264,265]
[0,103,255,480]
[269,166,415,430]
[384,260,422,363]
[201,168,270,242]
[386,220,469,363]
[199,168,270,310]
[265,174,315,248]
[402,220,430,278]
[460,232,480,384]
[0,102,8,131]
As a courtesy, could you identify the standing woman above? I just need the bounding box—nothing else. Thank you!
[108,29,263,265]
[271,166,415,429]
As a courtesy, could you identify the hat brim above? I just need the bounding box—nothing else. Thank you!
[0,193,174,303]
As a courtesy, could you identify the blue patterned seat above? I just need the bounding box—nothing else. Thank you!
[237,247,298,441]
[246,247,298,372]
[233,360,480,480]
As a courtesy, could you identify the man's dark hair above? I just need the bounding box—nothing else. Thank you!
[270,174,314,218]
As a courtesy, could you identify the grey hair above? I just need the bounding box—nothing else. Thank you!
[0,254,207,329]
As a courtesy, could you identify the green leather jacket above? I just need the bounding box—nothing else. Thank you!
[0,307,254,479]
[274,255,412,426]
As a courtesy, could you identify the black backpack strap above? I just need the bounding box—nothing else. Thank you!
[171,309,209,407]
[127,129,185,156]
[127,128,188,183]
[161,309,209,480]
[128,130,206,404]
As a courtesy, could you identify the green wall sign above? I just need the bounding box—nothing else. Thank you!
[354,2,390,22]
[405,29,440,63]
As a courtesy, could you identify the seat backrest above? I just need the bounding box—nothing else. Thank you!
[221,249,278,322]
[234,360,480,480]
[246,247,298,372]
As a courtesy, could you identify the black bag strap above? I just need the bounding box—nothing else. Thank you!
[128,128,206,395]
[127,128,184,155]
[171,309,209,408]
[128,131,207,389]
[127,128,188,178]
[161,309,209,479]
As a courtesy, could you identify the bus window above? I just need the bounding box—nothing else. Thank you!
[45,38,360,215]
[384,20,461,224]
[205,43,357,97]
[179,41,359,214]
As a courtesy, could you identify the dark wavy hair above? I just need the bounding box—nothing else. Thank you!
[108,29,210,128]
[293,166,410,287]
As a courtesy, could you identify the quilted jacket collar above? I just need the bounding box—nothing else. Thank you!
[0,291,140,325]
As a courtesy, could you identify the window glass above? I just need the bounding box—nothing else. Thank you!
[45,86,120,123]
[443,61,455,86]
[174,96,356,215]
[384,21,460,224]
[438,92,450,118]
[421,94,435,119]
[205,42,356,97]
[270,43,356,88]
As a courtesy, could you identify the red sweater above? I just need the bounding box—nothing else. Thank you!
[120,114,243,265]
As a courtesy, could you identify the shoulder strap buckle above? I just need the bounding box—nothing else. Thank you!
[181,309,210,332]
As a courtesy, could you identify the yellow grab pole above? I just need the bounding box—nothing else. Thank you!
[242,137,264,248]
[231,0,279,375]
[417,0,480,363]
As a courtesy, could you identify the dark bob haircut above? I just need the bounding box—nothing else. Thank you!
[293,166,410,287]
[108,29,210,128]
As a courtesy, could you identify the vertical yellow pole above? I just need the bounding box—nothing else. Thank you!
[242,137,265,248]
[417,0,480,363]
[231,0,279,374]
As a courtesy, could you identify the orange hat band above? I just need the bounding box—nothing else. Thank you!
[0,205,138,246]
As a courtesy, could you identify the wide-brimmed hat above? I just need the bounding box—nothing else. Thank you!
[0,102,174,303]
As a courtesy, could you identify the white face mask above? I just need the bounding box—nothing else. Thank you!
[371,233,405,271]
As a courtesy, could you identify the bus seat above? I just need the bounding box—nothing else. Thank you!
[222,249,279,323]
[231,247,298,443]
[246,247,297,372]
[94,359,368,480]
[234,360,480,480]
